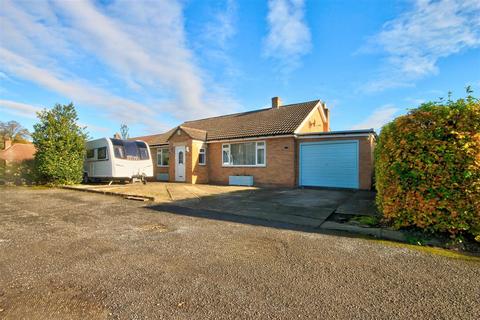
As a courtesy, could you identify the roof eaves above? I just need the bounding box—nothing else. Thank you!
[296,129,376,137]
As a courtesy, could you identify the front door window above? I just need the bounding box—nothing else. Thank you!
[178,151,184,164]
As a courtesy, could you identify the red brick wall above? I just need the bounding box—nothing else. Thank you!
[295,135,375,190]
[207,137,296,187]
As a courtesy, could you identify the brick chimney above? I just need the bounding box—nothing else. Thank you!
[4,139,12,150]
[271,96,282,109]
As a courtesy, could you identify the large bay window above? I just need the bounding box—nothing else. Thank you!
[222,141,265,166]
[157,148,169,166]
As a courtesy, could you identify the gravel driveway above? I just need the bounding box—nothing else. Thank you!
[0,187,479,319]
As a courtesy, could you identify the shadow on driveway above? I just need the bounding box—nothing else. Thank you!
[147,187,377,231]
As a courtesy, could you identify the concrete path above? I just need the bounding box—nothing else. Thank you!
[67,183,378,228]
[335,190,378,216]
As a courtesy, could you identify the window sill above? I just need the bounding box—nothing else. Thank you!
[222,164,266,168]
[157,165,169,167]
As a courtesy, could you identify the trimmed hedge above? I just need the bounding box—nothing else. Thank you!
[375,95,480,237]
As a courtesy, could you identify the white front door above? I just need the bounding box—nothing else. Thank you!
[175,146,186,182]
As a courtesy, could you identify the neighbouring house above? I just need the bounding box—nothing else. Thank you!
[135,97,376,190]
[0,139,36,184]
[0,139,36,163]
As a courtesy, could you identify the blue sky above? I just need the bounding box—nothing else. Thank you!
[1,0,479,139]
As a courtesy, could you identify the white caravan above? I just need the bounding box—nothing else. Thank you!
[83,138,153,183]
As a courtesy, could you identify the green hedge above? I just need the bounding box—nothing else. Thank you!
[375,95,480,237]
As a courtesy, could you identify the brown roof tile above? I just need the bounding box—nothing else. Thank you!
[0,143,36,162]
[133,129,174,146]
[182,100,320,141]
[133,100,321,144]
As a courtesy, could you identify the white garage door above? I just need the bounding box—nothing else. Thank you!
[299,140,359,189]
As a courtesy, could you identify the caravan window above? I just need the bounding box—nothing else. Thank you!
[86,149,94,159]
[124,141,139,158]
[97,147,107,160]
[114,145,125,159]
[109,138,150,161]
[138,148,149,160]
[136,141,149,160]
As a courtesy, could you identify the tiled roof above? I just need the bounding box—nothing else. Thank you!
[182,100,320,141]
[132,100,321,145]
[175,126,207,141]
[133,129,174,146]
[0,143,36,162]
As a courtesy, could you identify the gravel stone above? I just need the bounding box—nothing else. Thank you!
[0,187,479,319]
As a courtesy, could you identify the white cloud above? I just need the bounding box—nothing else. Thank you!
[0,99,41,119]
[0,99,110,135]
[194,0,242,92]
[0,48,157,126]
[203,0,237,50]
[263,0,311,74]
[351,105,399,131]
[361,0,480,92]
[0,0,240,132]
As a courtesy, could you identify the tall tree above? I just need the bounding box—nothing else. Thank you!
[0,120,30,148]
[120,123,129,140]
[32,103,88,185]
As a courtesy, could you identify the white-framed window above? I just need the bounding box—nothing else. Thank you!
[222,141,266,167]
[199,147,206,165]
[157,148,169,166]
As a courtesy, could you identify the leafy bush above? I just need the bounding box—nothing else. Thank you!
[375,93,480,237]
[32,103,88,185]
[0,159,35,185]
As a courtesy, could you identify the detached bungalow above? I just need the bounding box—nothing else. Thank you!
[136,97,376,190]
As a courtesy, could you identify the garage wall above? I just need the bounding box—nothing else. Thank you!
[296,135,375,190]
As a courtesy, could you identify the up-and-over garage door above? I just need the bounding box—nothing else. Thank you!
[299,140,359,189]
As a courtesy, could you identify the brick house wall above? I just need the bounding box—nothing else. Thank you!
[207,137,296,187]
[295,135,375,190]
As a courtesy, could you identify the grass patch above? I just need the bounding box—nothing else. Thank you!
[372,239,480,262]
[350,215,380,226]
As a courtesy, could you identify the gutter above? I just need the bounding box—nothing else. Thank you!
[295,129,377,139]
[149,129,376,146]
